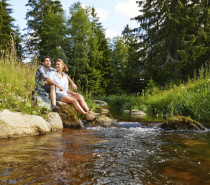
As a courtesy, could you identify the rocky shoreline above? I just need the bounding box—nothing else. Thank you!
[0,100,206,139]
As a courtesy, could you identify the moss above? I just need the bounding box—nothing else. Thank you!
[161,116,205,130]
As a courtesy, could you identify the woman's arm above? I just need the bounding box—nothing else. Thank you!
[65,74,77,91]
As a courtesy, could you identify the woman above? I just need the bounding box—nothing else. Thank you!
[49,59,98,121]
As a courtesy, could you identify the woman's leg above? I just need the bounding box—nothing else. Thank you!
[69,93,90,112]
[61,95,87,115]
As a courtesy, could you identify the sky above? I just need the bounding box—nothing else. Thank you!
[9,0,140,38]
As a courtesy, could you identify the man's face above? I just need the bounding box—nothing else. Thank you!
[42,58,51,68]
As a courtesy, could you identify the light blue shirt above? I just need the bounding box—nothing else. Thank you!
[49,71,69,95]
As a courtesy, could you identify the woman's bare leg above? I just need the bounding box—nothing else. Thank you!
[61,95,87,115]
[69,93,90,112]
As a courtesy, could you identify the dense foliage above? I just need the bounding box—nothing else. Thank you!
[0,0,209,96]
[134,0,209,85]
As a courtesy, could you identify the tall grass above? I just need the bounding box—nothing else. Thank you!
[96,68,210,124]
[0,40,50,117]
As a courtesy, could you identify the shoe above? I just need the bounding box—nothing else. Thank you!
[52,105,59,112]
[88,110,100,116]
[85,113,96,121]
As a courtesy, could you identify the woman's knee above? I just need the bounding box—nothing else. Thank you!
[77,94,84,101]
[71,98,78,105]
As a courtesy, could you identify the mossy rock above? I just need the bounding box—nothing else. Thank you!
[57,101,84,128]
[88,115,114,127]
[94,100,109,115]
[161,116,206,130]
[94,100,108,109]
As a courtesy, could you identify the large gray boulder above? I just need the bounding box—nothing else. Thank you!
[0,109,63,139]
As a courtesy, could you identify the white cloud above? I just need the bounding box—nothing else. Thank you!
[81,4,109,21]
[115,0,139,18]
[105,29,119,39]
[95,8,109,21]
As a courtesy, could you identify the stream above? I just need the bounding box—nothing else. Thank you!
[0,119,210,184]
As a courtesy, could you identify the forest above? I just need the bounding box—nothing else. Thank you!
[0,0,209,96]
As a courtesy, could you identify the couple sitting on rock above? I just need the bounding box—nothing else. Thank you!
[33,56,98,121]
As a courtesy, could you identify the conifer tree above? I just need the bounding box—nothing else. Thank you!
[0,0,14,50]
[25,0,63,55]
[134,0,209,85]
[39,8,66,62]
[64,2,92,89]
[88,7,112,95]
[109,36,129,94]
[122,24,144,93]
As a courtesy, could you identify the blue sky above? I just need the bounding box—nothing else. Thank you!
[9,0,140,38]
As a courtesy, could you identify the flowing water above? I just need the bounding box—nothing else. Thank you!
[0,121,210,185]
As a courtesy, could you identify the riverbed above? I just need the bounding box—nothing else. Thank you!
[0,121,209,184]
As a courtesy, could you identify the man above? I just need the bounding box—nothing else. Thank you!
[33,56,77,112]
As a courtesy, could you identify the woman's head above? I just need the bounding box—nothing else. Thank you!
[55,59,69,72]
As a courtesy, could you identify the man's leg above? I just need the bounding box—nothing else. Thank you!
[50,85,59,112]
[50,85,56,106]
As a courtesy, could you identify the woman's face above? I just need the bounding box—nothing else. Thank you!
[55,61,63,71]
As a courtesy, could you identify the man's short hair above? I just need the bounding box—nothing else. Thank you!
[41,56,52,63]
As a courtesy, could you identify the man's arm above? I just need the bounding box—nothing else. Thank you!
[45,78,63,91]
[38,67,63,91]
[65,74,77,91]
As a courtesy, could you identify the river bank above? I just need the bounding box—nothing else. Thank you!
[0,54,209,130]
[96,73,210,127]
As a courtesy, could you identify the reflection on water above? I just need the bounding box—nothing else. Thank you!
[0,124,210,184]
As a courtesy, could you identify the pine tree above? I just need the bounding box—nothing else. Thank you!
[0,0,14,50]
[39,8,66,62]
[178,0,210,79]
[64,2,92,89]
[109,36,129,94]
[122,24,144,93]
[88,7,112,95]
[134,0,210,85]
[25,0,63,54]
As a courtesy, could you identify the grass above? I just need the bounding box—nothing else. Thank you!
[96,68,210,126]
[0,51,52,118]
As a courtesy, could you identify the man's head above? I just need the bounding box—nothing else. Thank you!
[41,56,52,68]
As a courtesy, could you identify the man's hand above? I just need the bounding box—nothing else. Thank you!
[71,82,77,91]
[44,81,49,86]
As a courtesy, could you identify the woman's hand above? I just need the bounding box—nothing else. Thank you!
[71,82,77,91]
[68,91,78,96]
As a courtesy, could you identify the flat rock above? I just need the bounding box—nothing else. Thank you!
[94,100,108,109]
[131,109,146,116]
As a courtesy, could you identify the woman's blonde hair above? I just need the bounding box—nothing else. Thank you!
[56,59,69,72]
